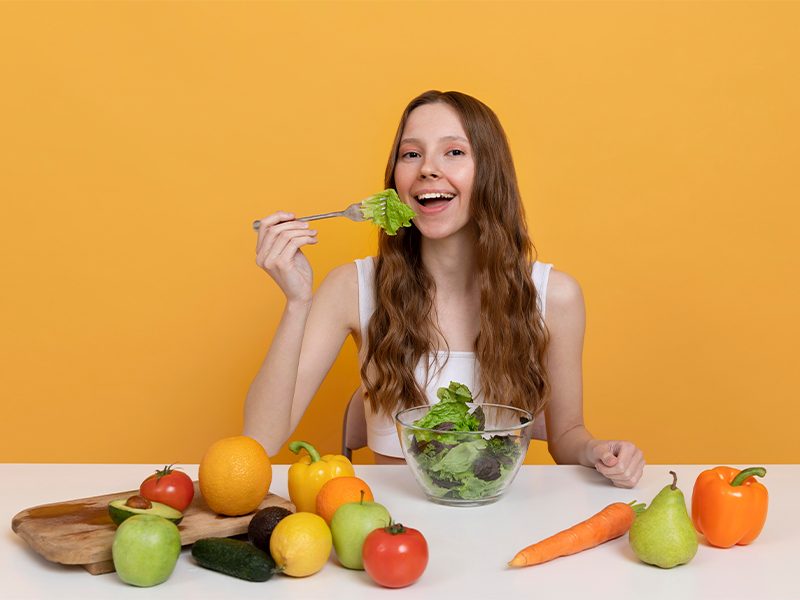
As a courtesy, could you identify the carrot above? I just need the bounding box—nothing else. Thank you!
[508,501,646,568]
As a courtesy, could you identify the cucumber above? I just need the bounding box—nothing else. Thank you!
[191,537,280,582]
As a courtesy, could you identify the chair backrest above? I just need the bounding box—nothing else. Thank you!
[341,388,547,460]
[341,388,368,461]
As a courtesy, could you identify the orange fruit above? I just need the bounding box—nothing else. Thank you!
[199,435,272,516]
[315,476,374,525]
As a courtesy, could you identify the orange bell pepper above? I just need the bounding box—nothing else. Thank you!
[691,466,768,548]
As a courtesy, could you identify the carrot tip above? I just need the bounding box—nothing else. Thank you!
[508,556,526,568]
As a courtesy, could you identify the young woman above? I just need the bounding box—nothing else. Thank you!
[245,90,645,488]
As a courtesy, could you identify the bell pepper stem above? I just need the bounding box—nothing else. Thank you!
[288,440,321,463]
[731,467,767,486]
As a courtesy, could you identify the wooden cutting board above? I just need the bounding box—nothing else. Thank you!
[11,482,294,575]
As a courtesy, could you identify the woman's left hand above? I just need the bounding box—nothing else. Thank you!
[586,440,645,488]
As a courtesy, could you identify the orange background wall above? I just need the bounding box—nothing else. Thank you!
[1,2,797,465]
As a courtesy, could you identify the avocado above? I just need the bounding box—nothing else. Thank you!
[247,506,292,551]
[108,495,184,526]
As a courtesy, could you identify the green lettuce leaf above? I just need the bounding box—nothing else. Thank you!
[431,440,486,474]
[407,381,524,501]
[457,473,507,500]
[436,381,473,404]
[360,189,416,235]
[413,380,480,437]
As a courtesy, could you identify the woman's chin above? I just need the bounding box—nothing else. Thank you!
[415,223,453,240]
[416,223,473,242]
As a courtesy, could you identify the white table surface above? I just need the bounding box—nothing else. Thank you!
[2,463,796,599]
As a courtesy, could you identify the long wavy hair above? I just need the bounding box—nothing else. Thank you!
[361,90,550,419]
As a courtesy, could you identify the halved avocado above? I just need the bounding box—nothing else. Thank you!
[108,496,184,526]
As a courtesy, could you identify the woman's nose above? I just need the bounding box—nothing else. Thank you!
[420,157,440,179]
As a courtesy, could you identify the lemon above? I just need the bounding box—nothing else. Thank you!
[269,512,332,577]
[199,435,272,516]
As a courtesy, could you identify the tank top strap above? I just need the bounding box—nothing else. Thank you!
[354,257,377,341]
[532,261,554,321]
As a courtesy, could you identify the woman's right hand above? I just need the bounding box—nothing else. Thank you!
[255,212,318,303]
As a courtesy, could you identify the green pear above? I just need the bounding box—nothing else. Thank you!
[629,471,698,568]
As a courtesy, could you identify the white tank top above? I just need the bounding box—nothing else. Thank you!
[354,257,553,458]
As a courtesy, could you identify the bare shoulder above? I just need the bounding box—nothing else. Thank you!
[544,269,585,329]
[312,262,359,333]
[319,262,358,292]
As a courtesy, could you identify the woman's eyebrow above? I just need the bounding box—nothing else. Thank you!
[400,135,469,145]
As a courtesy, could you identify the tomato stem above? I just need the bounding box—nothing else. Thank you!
[386,523,407,535]
[155,465,176,480]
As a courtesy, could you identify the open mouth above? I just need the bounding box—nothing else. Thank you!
[414,192,455,208]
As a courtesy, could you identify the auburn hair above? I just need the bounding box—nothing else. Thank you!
[361,90,550,419]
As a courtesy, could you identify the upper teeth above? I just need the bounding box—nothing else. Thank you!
[417,193,455,200]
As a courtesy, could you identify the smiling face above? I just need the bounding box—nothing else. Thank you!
[393,102,475,241]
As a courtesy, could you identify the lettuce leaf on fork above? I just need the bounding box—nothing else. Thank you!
[360,189,416,235]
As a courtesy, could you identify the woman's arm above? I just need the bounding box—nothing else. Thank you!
[243,213,358,455]
[542,270,645,488]
[243,265,357,455]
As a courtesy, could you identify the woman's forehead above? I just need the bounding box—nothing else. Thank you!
[402,103,467,142]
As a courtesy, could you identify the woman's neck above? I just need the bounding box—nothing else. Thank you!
[420,228,478,297]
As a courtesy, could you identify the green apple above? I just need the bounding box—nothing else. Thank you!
[112,514,181,586]
[330,497,391,570]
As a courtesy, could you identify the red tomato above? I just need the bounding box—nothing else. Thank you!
[139,465,195,511]
[362,523,428,588]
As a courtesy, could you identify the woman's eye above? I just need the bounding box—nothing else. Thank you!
[401,151,421,159]
[447,149,465,156]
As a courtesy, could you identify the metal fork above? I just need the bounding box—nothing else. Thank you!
[252,202,367,231]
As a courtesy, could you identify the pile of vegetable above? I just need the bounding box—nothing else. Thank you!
[106,438,428,588]
[405,382,526,501]
[508,466,770,571]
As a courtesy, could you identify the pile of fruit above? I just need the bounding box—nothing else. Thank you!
[108,436,428,588]
[107,432,769,587]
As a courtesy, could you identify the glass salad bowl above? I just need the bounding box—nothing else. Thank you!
[395,402,534,507]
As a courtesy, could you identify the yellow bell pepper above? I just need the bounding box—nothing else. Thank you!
[287,440,355,513]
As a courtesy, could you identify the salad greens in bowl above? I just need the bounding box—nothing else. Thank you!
[395,381,534,507]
